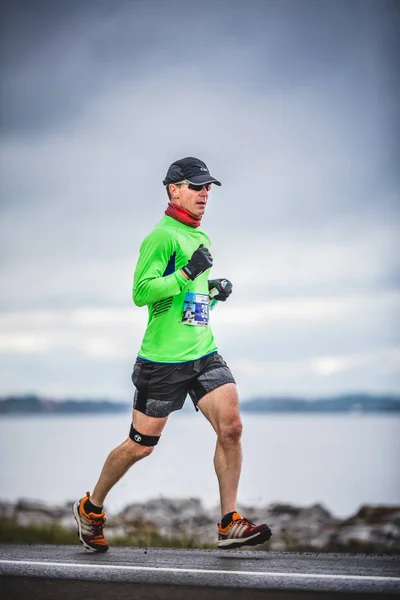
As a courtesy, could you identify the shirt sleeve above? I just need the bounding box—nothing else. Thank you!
[132,228,189,307]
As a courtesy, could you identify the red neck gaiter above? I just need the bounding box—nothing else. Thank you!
[165,202,202,228]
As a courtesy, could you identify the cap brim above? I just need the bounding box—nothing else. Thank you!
[185,174,221,186]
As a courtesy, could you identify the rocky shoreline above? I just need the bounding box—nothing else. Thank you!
[1,497,399,554]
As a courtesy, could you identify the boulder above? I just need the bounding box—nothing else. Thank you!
[1,496,399,553]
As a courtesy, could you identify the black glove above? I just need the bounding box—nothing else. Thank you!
[208,278,233,301]
[182,244,213,280]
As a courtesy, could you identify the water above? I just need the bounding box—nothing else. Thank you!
[0,413,399,518]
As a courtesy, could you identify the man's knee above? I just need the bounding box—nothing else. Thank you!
[126,438,155,459]
[218,417,243,444]
[127,424,160,458]
[134,443,155,458]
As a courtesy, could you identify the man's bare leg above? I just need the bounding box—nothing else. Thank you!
[90,409,168,507]
[197,383,243,516]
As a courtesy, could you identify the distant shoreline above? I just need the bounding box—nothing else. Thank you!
[1,393,399,415]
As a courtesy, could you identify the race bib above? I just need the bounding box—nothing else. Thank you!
[182,292,209,326]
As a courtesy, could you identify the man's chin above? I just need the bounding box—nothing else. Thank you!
[194,207,206,216]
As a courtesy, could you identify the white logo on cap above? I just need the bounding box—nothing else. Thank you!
[200,167,208,172]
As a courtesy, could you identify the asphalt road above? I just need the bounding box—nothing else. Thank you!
[0,544,399,599]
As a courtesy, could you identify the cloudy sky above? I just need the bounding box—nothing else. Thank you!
[0,0,399,401]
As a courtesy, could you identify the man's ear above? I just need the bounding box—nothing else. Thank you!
[169,184,180,199]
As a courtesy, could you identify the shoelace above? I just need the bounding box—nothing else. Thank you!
[237,518,254,526]
[230,517,256,531]
[88,515,106,539]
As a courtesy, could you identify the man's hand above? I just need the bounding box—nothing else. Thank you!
[182,244,213,280]
[208,278,233,301]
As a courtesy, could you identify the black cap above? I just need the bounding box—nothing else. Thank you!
[163,157,221,186]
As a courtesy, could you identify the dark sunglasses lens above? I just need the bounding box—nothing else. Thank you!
[188,183,211,191]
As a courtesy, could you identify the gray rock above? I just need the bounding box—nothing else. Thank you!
[2,496,399,553]
[0,501,15,519]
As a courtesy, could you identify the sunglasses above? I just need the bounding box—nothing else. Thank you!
[176,180,212,192]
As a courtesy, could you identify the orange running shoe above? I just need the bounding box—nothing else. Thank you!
[218,512,272,549]
[72,492,109,552]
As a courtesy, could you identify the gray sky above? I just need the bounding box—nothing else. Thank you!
[0,0,399,400]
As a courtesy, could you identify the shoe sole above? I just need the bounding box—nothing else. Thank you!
[217,527,272,549]
[72,500,104,552]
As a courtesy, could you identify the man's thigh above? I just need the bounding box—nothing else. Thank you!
[131,408,168,437]
[196,382,241,435]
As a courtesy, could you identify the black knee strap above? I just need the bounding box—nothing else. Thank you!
[129,424,160,446]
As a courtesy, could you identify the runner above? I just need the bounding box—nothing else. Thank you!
[73,156,272,552]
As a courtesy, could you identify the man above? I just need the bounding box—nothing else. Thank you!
[73,157,272,552]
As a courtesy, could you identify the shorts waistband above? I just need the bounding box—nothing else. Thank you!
[136,350,218,364]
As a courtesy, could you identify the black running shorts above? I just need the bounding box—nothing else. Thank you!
[131,352,236,418]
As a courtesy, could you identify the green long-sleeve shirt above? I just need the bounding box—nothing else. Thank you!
[133,215,217,362]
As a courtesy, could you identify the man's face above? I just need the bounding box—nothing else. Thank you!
[169,182,211,217]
